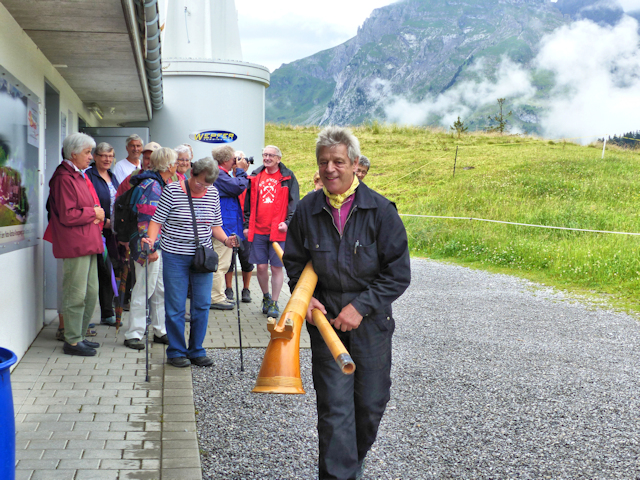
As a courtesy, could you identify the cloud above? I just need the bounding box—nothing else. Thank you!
[239,14,352,71]
[382,15,640,141]
[611,0,640,11]
[536,16,640,139]
[384,59,536,128]
[235,0,397,72]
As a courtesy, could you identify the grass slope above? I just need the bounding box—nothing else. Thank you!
[267,123,640,314]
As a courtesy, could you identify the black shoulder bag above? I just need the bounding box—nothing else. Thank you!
[185,180,218,273]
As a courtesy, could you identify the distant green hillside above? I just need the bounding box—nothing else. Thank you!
[267,123,640,314]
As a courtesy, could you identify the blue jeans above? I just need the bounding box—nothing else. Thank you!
[162,251,213,359]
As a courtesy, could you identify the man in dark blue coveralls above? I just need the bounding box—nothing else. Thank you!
[283,126,411,480]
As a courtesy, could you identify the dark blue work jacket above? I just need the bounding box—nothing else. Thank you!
[283,182,411,326]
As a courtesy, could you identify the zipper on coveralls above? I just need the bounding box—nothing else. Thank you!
[323,205,358,239]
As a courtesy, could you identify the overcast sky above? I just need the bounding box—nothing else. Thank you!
[234,0,397,72]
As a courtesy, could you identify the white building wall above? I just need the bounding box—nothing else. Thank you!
[0,3,99,363]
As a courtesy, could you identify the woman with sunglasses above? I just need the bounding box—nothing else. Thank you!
[142,157,239,368]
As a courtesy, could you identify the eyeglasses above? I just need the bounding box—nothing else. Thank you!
[177,159,190,163]
[262,153,280,159]
[194,180,211,189]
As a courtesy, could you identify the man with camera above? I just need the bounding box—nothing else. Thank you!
[210,145,249,310]
[224,151,255,303]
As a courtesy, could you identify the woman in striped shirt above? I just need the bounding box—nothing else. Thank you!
[143,157,239,368]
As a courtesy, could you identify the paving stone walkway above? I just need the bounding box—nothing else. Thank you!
[11,276,299,479]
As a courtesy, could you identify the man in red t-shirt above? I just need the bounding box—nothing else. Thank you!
[243,145,299,318]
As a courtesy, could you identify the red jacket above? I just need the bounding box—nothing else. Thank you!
[44,162,104,258]
[244,163,299,242]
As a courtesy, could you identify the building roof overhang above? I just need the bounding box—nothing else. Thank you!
[1,0,163,125]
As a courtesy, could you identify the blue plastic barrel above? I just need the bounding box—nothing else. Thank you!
[0,348,17,480]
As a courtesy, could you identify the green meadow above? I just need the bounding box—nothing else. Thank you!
[266,123,640,314]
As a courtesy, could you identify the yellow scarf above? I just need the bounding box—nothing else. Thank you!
[323,175,360,210]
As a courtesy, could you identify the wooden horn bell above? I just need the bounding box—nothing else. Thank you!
[253,243,355,395]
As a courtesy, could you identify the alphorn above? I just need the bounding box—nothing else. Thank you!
[252,243,355,395]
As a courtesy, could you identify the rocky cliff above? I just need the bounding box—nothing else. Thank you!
[266,0,567,127]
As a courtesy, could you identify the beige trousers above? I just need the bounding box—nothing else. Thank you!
[211,238,233,304]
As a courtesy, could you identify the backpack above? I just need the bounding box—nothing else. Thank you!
[113,184,144,243]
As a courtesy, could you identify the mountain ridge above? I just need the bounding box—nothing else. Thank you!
[265,0,634,131]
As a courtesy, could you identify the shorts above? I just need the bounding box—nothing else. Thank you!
[248,233,284,267]
[227,238,255,273]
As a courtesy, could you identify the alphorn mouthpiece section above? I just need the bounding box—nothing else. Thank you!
[336,353,356,375]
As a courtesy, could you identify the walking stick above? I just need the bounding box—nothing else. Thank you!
[233,240,244,372]
[114,243,130,341]
[144,244,151,382]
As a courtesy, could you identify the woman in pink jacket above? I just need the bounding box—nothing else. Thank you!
[44,133,105,356]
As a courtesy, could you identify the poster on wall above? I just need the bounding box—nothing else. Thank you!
[27,99,39,147]
[0,66,40,254]
[60,112,67,146]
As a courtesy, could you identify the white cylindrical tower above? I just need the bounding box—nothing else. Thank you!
[129,0,270,164]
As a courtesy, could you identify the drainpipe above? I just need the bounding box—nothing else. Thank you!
[121,0,164,120]
[136,0,164,110]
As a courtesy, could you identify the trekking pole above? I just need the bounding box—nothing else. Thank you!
[144,243,151,382]
[233,240,244,372]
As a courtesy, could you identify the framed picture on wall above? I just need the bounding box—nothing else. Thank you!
[0,66,41,254]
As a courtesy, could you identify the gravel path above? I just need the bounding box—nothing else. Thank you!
[193,258,640,479]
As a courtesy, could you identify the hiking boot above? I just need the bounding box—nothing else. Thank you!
[124,338,145,350]
[85,328,97,337]
[261,293,272,314]
[266,300,280,318]
[210,302,234,310]
[168,357,190,368]
[190,356,213,367]
[63,342,96,357]
[56,328,64,342]
[153,334,169,345]
[225,287,234,301]
[100,316,116,326]
[241,288,251,303]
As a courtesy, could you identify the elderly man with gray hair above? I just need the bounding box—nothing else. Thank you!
[356,155,370,181]
[209,145,246,310]
[123,147,177,350]
[283,126,410,479]
[113,134,144,184]
[243,145,299,318]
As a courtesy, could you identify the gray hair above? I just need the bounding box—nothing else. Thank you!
[191,157,219,184]
[358,155,370,169]
[263,145,282,157]
[94,142,114,156]
[174,144,191,157]
[125,134,143,147]
[234,150,245,159]
[150,147,177,172]
[211,145,235,165]
[315,126,360,163]
[180,143,194,159]
[63,132,96,160]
